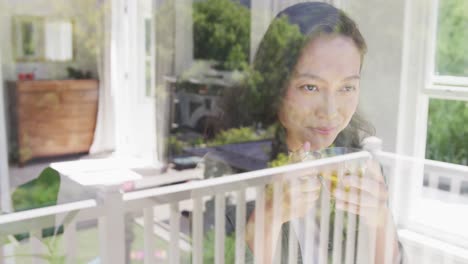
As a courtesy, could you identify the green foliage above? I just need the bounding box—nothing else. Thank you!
[426,99,468,165]
[202,230,236,264]
[221,16,304,127]
[168,135,186,156]
[435,0,468,76]
[268,152,289,168]
[169,126,274,163]
[206,127,261,146]
[193,0,250,70]
[66,67,92,79]
[12,167,60,211]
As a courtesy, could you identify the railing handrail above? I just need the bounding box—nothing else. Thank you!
[377,151,468,173]
[123,151,372,202]
[0,199,97,225]
[0,199,99,237]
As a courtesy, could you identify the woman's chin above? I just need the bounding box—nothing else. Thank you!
[304,134,337,150]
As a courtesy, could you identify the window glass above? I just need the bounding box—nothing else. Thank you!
[425,98,468,165]
[145,18,152,56]
[435,0,468,77]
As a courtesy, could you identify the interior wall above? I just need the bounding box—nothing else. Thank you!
[345,0,406,152]
[0,0,99,81]
[0,0,102,160]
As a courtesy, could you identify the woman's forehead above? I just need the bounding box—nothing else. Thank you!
[293,35,362,78]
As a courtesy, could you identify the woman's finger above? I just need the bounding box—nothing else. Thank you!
[341,175,388,201]
[335,200,388,227]
[334,187,386,208]
[287,189,320,218]
[298,176,321,193]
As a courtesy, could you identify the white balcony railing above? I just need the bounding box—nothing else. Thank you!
[1,151,467,264]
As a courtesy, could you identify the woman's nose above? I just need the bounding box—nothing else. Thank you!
[317,93,338,120]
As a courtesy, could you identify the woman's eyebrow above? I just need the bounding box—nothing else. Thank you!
[293,73,360,82]
[342,75,361,81]
[293,73,326,82]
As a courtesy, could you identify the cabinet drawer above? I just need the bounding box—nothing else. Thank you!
[19,132,94,158]
[18,89,98,108]
[20,117,97,134]
[18,92,61,109]
[17,80,99,92]
[17,103,98,121]
[61,89,98,103]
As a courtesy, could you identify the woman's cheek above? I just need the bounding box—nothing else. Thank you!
[341,96,359,120]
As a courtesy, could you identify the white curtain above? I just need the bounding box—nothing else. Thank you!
[154,0,177,164]
[89,0,116,154]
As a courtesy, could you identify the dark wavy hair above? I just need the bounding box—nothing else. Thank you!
[223,2,375,159]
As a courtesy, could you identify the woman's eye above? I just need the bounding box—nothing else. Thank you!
[341,85,356,92]
[301,84,318,92]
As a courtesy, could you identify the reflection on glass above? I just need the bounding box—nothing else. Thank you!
[192,0,250,70]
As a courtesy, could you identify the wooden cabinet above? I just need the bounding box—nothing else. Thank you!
[9,80,99,165]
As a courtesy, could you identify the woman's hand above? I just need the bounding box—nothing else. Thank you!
[332,159,390,227]
[265,172,322,225]
[245,142,322,263]
[265,141,322,224]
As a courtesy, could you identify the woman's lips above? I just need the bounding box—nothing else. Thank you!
[308,127,336,135]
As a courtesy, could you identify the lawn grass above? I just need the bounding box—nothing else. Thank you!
[3,220,192,263]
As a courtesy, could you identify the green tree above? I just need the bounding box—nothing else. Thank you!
[426,99,468,165]
[221,16,304,128]
[435,0,468,76]
[193,0,250,70]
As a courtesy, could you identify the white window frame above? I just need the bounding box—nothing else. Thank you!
[138,0,156,99]
[0,51,12,213]
[423,0,468,101]
[417,0,468,160]
[397,0,468,249]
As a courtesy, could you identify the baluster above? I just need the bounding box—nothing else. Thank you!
[215,193,226,264]
[64,220,77,264]
[143,207,155,264]
[235,190,246,264]
[428,172,439,190]
[254,185,265,264]
[318,179,331,264]
[192,197,203,264]
[30,230,45,264]
[288,179,298,264]
[272,181,282,264]
[169,202,180,264]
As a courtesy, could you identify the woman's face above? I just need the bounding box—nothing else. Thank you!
[279,35,362,151]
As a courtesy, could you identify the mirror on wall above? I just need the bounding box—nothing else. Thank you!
[12,16,45,61]
[13,16,74,62]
